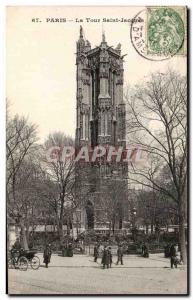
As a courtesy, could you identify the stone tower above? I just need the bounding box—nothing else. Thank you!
[75,26,128,233]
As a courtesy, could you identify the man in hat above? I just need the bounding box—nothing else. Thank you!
[108,246,113,268]
[170,243,177,269]
[94,243,99,262]
[116,244,124,265]
[102,245,110,269]
[43,244,52,268]
[143,243,149,258]
[12,238,21,250]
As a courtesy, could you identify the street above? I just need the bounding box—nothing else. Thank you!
[8,253,187,295]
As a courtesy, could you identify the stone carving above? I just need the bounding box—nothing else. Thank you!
[82,78,90,85]
[89,56,100,70]
[116,43,121,50]
[80,103,90,114]
[98,98,112,111]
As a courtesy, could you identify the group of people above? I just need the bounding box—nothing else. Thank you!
[11,238,181,270]
[43,242,182,270]
[94,244,124,269]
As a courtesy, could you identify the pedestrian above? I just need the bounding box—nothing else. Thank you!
[102,246,110,269]
[11,239,22,265]
[108,246,112,268]
[94,244,99,262]
[67,243,73,257]
[12,238,21,250]
[43,244,52,268]
[164,244,170,258]
[170,243,177,269]
[141,243,144,257]
[143,243,149,258]
[116,244,124,265]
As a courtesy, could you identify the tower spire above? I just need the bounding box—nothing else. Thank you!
[80,25,83,38]
[102,23,106,43]
[102,31,106,43]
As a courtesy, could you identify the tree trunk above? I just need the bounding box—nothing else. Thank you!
[20,223,29,250]
[67,217,71,235]
[151,222,153,234]
[112,220,115,236]
[26,225,30,244]
[145,224,149,235]
[179,221,186,264]
[108,222,111,236]
[179,199,187,264]
[57,219,64,244]
[67,224,70,235]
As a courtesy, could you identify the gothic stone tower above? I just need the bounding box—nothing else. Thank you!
[75,26,128,233]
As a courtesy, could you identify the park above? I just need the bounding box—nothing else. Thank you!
[8,252,187,295]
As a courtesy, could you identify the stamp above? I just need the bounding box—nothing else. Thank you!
[147,7,185,56]
[130,6,186,61]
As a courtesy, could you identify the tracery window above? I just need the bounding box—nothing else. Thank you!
[81,114,89,140]
[101,112,108,136]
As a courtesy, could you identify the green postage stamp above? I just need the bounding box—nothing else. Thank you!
[146,7,186,56]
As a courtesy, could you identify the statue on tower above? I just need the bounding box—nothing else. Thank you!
[80,25,83,38]
[77,25,85,56]
[116,43,121,50]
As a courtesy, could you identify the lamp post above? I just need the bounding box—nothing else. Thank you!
[132,206,137,242]
[64,199,74,236]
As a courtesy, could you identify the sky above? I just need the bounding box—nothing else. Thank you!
[6,6,187,142]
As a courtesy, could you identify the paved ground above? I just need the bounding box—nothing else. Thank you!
[8,253,187,295]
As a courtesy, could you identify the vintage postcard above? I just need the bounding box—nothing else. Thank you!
[6,6,188,295]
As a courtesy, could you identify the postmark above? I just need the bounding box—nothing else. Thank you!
[130,7,186,61]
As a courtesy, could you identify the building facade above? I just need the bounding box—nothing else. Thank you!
[75,26,128,234]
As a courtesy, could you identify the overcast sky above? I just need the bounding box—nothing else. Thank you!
[6,6,186,142]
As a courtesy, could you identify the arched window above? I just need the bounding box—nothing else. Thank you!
[101,112,105,136]
[105,113,108,136]
[81,114,89,140]
[112,72,116,106]
[108,69,112,96]
[101,112,108,136]
[85,114,89,140]
[82,114,85,139]
[85,201,94,229]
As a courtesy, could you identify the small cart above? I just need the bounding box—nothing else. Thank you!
[8,249,40,271]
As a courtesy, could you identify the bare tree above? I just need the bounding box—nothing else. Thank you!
[11,155,45,248]
[41,132,77,243]
[95,173,127,235]
[125,70,187,263]
[6,114,38,249]
[6,115,38,192]
[136,186,178,235]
